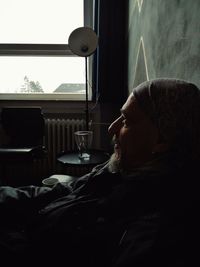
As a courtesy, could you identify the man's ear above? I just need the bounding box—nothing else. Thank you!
[152,143,170,154]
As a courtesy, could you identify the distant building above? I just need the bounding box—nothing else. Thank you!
[54,83,85,93]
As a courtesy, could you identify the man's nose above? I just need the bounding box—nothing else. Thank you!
[108,117,122,136]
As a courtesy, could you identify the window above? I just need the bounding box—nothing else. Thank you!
[0,0,95,100]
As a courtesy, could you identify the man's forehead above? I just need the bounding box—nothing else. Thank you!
[121,95,147,121]
[121,95,137,114]
[121,95,138,117]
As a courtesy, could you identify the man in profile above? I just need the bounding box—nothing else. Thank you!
[1,78,197,267]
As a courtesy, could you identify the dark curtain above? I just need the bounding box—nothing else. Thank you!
[93,0,128,105]
[91,0,128,151]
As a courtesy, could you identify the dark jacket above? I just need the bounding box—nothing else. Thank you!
[0,159,187,266]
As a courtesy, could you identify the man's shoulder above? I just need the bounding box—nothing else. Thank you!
[72,160,110,190]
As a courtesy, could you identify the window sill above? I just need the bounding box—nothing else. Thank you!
[0,98,98,116]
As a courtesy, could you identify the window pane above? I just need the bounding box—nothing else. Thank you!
[0,56,85,94]
[0,0,83,44]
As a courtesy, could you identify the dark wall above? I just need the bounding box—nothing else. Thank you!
[128,0,200,92]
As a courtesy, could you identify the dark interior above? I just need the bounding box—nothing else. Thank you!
[0,1,199,265]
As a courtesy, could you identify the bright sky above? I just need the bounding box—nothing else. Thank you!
[0,0,84,93]
[0,0,83,43]
[0,57,85,93]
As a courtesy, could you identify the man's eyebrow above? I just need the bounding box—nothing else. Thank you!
[120,108,137,123]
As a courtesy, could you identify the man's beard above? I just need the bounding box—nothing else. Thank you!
[108,153,121,173]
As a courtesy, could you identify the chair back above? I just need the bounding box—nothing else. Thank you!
[1,106,45,147]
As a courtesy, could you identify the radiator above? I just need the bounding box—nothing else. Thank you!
[44,117,85,175]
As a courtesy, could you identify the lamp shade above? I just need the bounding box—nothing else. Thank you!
[68,27,98,57]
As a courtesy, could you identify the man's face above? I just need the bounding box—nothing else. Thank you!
[108,94,159,171]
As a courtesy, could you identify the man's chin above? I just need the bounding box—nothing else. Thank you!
[108,153,121,173]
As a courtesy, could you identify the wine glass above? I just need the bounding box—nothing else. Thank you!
[74,131,93,160]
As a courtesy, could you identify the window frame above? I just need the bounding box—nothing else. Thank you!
[0,0,95,102]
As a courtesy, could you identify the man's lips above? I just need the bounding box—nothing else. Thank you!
[112,135,120,150]
[114,143,120,149]
[114,141,120,151]
[114,142,121,160]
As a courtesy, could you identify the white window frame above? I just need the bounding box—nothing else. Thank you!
[0,0,95,101]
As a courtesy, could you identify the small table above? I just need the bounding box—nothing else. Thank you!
[57,149,110,176]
